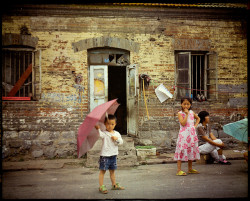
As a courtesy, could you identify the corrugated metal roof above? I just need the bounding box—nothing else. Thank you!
[112,3,247,9]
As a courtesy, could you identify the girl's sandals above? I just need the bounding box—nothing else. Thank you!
[176,170,187,176]
[112,183,125,190]
[188,169,200,174]
[99,185,108,194]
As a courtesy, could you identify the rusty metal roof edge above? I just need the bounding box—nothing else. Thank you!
[2,3,247,20]
[3,2,248,9]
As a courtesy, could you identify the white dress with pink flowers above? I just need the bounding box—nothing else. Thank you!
[174,110,200,161]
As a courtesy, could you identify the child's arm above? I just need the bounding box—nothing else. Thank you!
[116,134,123,145]
[94,125,105,138]
[112,133,123,145]
[193,113,200,128]
[178,111,188,126]
[111,136,118,141]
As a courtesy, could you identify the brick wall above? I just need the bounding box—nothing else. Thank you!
[2,101,84,160]
[2,5,247,160]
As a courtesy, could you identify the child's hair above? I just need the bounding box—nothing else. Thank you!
[198,111,209,123]
[180,97,192,110]
[104,114,117,123]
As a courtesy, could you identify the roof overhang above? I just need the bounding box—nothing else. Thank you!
[2,4,248,21]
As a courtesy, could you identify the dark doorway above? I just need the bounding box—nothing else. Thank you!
[108,66,127,135]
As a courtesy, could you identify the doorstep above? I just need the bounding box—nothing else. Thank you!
[138,153,175,165]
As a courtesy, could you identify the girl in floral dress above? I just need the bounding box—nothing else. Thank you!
[174,98,200,176]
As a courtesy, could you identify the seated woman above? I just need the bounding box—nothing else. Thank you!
[197,111,231,165]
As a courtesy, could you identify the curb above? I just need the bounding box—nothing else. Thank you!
[2,150,247,171]
[137,150,246,165]
[138,156,245,166]
[2,159,83,171]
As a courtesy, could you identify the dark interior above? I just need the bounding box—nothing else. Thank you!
[108,66,127,135]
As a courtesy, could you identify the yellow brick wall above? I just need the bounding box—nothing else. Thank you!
[2,9,248,160]
[2,15,247,100]
[2,15,247,116]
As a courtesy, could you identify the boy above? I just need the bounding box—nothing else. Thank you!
[95,114,125,194]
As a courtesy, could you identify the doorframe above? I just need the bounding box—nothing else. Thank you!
[126,64,139,137]
[87,48,139,136]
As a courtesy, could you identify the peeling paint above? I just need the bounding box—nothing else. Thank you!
[41,93,84,106]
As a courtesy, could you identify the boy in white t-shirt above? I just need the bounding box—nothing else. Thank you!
[95,114,124,194]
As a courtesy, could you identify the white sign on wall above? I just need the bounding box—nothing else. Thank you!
[155,84,173,103]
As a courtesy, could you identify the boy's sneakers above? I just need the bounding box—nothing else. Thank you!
[99,183,125,194]
[112,183,125,190]
[99,185,108,194]
[218,159,231,165]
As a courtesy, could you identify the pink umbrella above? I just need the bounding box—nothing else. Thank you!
[77,99,120,158]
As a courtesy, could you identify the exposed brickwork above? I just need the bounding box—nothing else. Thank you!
[2,5,247,160]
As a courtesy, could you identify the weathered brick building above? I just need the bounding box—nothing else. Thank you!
[1,3,248,162]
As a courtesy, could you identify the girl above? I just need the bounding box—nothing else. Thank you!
[174,97,200,176]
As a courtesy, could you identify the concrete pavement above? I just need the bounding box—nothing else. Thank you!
[2,159,248,199]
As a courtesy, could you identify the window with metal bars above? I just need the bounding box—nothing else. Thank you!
[2,49,41,100]
[191,54,205,99]
[175,51,218,101]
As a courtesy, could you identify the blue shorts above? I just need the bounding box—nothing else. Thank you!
[99,155,117,170]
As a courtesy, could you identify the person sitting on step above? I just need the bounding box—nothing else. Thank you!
[197,111,231,165]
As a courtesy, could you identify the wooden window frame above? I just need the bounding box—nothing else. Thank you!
[175,51,218,101]
[2,48,41,101]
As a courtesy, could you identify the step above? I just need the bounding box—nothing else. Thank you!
[86,136,139,168]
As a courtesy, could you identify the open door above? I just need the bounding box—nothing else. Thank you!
[175,52,191,99]
[205,52,218,100]
[89,65,108,112]
[126,64,139,137]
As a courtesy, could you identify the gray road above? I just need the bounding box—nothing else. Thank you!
[2,160,248,199]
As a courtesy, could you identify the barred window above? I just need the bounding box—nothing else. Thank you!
[2,48,41,100]
[175,51,218,101]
